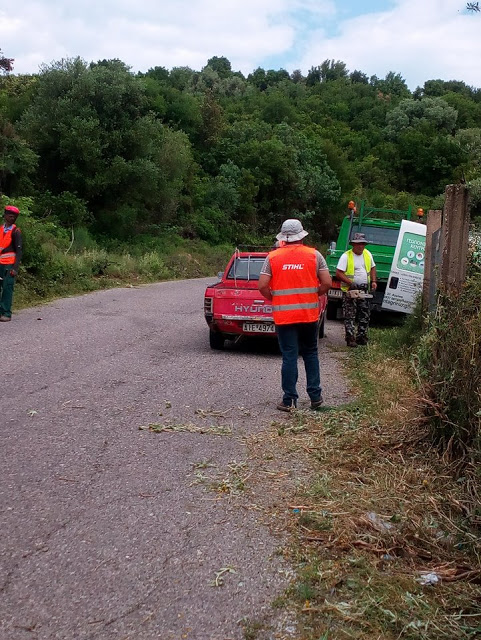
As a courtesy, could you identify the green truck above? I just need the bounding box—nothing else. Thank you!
[325,201,418,319]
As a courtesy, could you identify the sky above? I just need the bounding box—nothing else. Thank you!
[1,0,480,89]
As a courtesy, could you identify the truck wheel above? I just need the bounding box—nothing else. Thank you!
[326,301,339,320]
[318,315,326,338]
[209,330,225,350]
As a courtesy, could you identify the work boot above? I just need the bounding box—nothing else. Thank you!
[0,316,11,322]
[310,396,324,410]
[346,335,357,348]
[356,335,368,346]
[277,400,296,412]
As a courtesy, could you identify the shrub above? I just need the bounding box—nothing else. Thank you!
[105,253,136,278]
[193,206,229,244]
[414,272,481,462]
[70,227,98,253]
[137,252,169,278]
[32,191,91,227]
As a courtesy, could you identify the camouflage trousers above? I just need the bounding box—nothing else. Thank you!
[342,286,371,339]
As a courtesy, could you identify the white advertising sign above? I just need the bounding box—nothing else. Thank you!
[382,220,426,314]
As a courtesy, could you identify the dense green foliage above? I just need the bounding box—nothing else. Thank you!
[1,55,480,247]
[0,194,232,307]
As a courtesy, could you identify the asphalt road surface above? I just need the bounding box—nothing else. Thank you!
[0,279,350,640]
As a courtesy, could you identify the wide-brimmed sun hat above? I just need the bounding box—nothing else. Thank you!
[351,232,369,244]
[276,219,308,243]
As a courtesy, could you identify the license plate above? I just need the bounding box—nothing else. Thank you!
[328,289,343,298]
[243,322,275,333]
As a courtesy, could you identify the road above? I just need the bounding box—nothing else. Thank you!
[0,278,350,640]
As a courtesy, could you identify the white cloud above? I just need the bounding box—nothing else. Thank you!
[0,1,333,75]
[295,0,481,88]
[0,0,480,88]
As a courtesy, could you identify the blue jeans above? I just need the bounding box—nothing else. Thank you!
[276,321,322,406]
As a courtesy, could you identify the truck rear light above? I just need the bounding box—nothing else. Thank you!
[204,297,213,314]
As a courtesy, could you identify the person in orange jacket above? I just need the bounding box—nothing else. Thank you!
[0,205,22,322]
[258,219,331,411]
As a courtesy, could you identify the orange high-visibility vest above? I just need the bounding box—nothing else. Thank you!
[0,224,17,265]
[269,244,320,325]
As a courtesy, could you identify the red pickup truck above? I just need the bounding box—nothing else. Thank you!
[204,249,327,349]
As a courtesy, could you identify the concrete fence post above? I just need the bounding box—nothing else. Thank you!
[423,209,442,311]
[440,184,471,293]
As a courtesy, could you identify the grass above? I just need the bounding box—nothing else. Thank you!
[241,618,266,640]
[13,238,233,310]
[140,422,232,436]
[244,325,481,640]
[190,458,250,495]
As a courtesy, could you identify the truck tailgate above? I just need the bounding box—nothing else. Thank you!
[212,288,272,320]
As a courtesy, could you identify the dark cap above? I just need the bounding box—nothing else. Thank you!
[351,232,369,244]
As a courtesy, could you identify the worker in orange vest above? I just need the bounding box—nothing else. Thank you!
[0,205,22,322]
[258,219,332,411]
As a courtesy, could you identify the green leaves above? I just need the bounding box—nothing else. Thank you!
[385,97,458,140]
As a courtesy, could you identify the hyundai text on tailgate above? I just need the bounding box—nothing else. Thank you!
[204,249,327,349]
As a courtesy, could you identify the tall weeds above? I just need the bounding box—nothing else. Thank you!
[414,272,481,464]
[1,197,233,308]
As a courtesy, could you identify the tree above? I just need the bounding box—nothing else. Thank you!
[421,79,479,101]
[261,91,297,125]
[442,92,481,128]
[306,66,321,86]
[265,69,290,85]
[169,66,196,90]
[164,89,202,139]
[144,66,170,84]
[455,128,481,177]
[385,97,458,139]
[0,74,38,122]
[248,67,290,90]
[199,89,224,146]
[19,57,194,233]
[191,66,221,93]
[290,69,305,84]
[204,56,232,78]
[0,49,14,74]
[371,72,410,99]
[396,129,464,194]
[247,67,268,91]
[0,119,38,194]
[319,59,348,82]
[350,70,369,84]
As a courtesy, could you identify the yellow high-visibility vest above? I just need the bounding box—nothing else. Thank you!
[341,249,372,292]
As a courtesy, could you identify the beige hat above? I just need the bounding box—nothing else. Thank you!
[276,219,308,243]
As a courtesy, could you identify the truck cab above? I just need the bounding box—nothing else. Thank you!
[326,202,414,319]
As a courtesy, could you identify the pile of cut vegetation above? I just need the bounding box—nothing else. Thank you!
[252,332,481,640]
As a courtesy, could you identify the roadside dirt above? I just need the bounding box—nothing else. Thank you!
[0,278,350,640]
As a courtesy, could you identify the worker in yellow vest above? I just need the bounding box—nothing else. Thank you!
[0,205,22,322]
[335,232,377,347]
[258,219,331,411]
